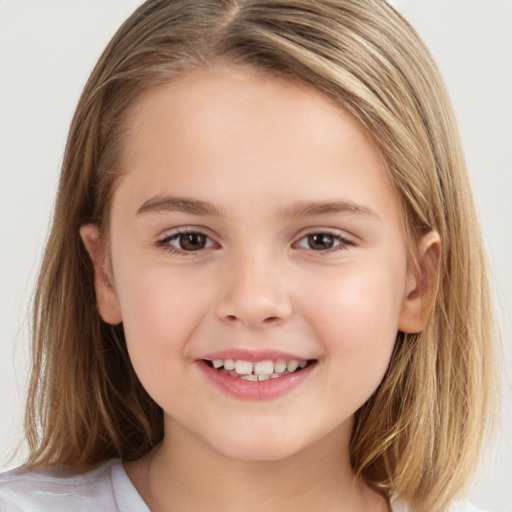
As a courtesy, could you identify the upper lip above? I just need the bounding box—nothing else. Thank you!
[198,348,315,363]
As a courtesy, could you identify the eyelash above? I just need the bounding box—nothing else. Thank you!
[156,229,215,255]
[293,232,355,253]
[156,229,355,255]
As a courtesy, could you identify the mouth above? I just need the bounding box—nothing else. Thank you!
[203,358,317,381]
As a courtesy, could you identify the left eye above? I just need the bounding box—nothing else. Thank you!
[295,233,348,251]
[161,231,215,252]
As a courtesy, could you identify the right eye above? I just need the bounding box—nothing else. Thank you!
[157,230,216,254]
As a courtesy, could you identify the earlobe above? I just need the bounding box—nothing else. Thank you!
[398,231,441,334]
[79,224,122,325]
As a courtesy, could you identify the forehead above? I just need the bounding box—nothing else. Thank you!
[123,66,379,162]
[115,65,398,222]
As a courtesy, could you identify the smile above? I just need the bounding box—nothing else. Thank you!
[204,358,313,380]
[199,356,318,400]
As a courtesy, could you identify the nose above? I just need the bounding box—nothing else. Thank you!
[214,254,292,328]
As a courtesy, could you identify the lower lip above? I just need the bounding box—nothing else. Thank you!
[198,361,317,401]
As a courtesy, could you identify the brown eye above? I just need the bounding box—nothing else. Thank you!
[306,233,335,250]
[177,233,208,251]
[295,232,352,252]
[159,231,215,253]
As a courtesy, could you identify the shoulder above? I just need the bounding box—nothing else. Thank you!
[448,504,490,512]
[0,459,147,512]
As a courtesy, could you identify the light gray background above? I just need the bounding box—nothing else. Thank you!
[0,1,511,510]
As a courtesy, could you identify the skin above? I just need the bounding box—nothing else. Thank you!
[81,65,438,511]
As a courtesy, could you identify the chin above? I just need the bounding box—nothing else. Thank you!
[201,423,314,463]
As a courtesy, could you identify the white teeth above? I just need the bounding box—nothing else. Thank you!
[241,374,258,381]
[234,360,254,375]
[254,360,274,375]
[274,360,287,373]
[209,358,310,379]
[287,360,300,372]
[223,359,235,371]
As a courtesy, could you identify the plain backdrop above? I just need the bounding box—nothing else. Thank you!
[0,1,511,510]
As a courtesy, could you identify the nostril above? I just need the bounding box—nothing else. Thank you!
[263,316,280,324]
[226,315,237,322]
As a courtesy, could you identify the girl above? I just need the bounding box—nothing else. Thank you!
[0,1,498,511]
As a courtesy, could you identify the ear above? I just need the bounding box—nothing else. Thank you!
[79,224,122,325]
[398,231,441,334]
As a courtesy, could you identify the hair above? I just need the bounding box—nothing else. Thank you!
[24,1,497,511]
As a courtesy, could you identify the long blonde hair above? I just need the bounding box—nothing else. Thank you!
[25,1,497,510]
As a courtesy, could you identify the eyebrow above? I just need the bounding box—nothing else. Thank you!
[282,200,381,220]
[135,195,380,221]
[136,196,223,217]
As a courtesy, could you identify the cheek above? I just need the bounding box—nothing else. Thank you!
[112,260,211,372]
[303,264,406,380]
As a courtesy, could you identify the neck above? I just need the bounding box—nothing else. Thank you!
[126,417,389,512]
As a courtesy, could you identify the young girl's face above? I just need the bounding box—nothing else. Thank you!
[85,66,424,462]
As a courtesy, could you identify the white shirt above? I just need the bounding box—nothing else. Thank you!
[0,459,487,511]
